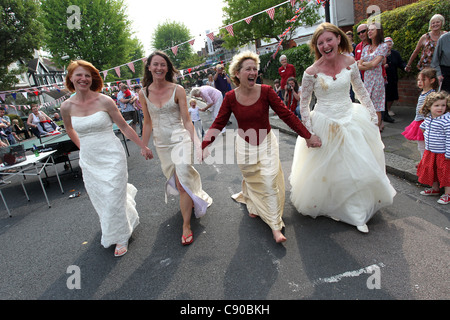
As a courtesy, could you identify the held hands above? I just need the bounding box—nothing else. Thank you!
[141,146,154,160]
[305,134,322,148]
[202,147,210,161]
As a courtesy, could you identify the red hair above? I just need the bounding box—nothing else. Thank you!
[65,60,103,92]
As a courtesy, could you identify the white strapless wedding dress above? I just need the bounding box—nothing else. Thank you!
[290,62,396,227]
[72,111,139,248]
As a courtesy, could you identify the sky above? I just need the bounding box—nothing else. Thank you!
[124,0,227,55]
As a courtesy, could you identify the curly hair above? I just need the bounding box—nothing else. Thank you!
[420,91,450,117]
[228,51,260,86]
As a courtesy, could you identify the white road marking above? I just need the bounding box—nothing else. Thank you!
[313,263,385,286]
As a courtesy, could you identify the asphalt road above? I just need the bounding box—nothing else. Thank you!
[0,101,448,305]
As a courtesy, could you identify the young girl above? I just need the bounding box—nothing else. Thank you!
[402,68,439,159]
[188,99,204,139]
[273,79,283,101]
[416,91,450,205]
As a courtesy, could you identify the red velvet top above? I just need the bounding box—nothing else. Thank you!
[202,84,311,148]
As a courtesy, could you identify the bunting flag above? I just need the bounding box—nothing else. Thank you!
[266,8,275,20]
[127,62,135,73]
[0,94,5,101]
[225,25,234,37]
[290,0,296,6]
[11,93,16,100]
[189,39,195,46]
[171,45,178,56]
[245,16,252,24]
[114,66,121,78]
[206,32,215,41]
[22,92,27,99]
[102,70,108,80]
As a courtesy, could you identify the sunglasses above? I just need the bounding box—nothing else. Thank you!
[357,29,367,35]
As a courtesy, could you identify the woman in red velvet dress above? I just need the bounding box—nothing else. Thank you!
[202,51,321,243]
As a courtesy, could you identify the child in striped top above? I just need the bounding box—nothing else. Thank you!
[416,91,450,205]
[402,68,439,158]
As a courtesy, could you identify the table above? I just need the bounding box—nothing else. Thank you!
[0,150,63,217]
[11,120,132,157]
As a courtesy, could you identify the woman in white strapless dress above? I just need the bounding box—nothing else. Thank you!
[61,60,153,257]
[290,23,396,233]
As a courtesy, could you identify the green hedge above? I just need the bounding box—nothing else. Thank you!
[260,44,314,84]
[354,0,450,78]
[261,0,450,83]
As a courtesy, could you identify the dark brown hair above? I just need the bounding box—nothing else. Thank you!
[142,51,178,95]
[418,67,439,91]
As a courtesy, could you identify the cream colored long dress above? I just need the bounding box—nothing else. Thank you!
[142,86,212,216]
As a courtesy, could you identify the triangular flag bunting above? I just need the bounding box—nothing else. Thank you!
[189,39,195,46]
[22,92,27,99]
[245,16,252,24]
[0,94,5,101]
[225,25,234,37]
[290,0,296,7]
[266,8,275,20]
[11,93,16,100]
[206,32,215,41]
[102,70,108,80]
[114,67,121,78]
[127,62,135,73]
[171,46,178,56]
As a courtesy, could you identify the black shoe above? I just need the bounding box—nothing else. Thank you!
[383,114,395,123]
[227,121,232,125]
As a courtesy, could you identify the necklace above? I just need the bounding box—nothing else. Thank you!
[368,44,377,53]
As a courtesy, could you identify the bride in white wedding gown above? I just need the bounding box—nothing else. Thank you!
[61,60,153,256]
[290,23,396,233]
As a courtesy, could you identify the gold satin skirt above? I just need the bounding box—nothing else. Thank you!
[232,130,285,231]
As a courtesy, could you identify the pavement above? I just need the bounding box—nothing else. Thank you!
[268,102,421,184]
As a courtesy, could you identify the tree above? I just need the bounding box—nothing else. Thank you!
[40,0,140,73]
[221,0,321,50]
[0,0,44,90]
[152,20,194,69]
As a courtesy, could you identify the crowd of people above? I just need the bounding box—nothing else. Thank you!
[5,13,447,257]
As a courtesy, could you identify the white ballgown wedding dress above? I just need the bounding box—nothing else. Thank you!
[290,62,396,230]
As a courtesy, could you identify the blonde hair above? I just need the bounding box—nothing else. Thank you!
[229,51,260,86]
[429,14,445,31]
[310,22,352,61]
[419,91,450,117]
[65,60,103,93]
[189,99,197,106]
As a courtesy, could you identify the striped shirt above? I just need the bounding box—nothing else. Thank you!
[420,112,450,158]
[414,89,435,121]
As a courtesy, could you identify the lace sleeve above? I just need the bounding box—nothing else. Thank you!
[350,63,378,124]
[299,72,315,132]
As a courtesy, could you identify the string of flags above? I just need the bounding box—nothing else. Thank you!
[0,0,327,106]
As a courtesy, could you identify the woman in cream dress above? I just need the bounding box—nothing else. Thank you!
[139,51,212,246]
[290,23,396,233]
[202,51,320,243]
